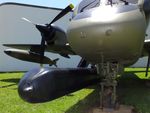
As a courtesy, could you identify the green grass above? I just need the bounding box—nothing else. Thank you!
[0,68,150,113]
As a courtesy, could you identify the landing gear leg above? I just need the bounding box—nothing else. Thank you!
[92,63,134,113]
[100,79,118,109]
[97,62,119,110]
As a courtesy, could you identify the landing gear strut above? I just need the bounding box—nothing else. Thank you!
[97,62,120,110]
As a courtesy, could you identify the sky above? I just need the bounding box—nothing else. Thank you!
[0,0,82,8]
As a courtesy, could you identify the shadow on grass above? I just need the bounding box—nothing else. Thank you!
[125,71,147,73]
[66,72,150,113]
[0,78,20,89]
[0,78,20,83]
[117,72,150,113]
[66,87,100,113]
[117,72,146,87]
[0,83,16,88]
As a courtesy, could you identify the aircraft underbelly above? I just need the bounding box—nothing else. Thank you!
[67,8,146,65]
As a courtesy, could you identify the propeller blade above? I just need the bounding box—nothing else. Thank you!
[145,53,150,77]
[47,4,74,27]
[21,4,74,66]
[39,33,46,66]
[35,4,74,42]
[22,17,36,25]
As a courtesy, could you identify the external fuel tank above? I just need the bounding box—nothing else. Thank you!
[18,67,100,103]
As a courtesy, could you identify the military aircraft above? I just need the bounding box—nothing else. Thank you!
[3,0,150,109]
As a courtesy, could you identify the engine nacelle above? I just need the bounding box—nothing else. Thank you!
[18,68,100,103]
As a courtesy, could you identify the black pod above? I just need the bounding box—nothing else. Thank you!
[18,67,100,103]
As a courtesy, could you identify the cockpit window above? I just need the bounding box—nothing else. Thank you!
[72,0,138,18]
[78,0,100,13]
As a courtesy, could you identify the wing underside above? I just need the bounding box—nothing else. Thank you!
[3,44,76,66]
[3,44,76,55]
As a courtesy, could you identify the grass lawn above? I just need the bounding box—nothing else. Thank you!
[0,68,150,113]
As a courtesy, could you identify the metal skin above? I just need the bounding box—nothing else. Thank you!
[18,68,99,103]
[3,0,150,106]
[4,49,58,66]
[67,4,146,66]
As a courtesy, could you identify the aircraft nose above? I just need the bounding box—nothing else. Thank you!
[18,81,35,102]
[23,83,33,92]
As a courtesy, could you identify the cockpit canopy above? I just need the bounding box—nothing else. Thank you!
[72,0,138,17]
[72,0,100,17]
[77,0,100,13]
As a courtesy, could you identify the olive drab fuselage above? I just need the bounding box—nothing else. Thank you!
[67,2,146,66]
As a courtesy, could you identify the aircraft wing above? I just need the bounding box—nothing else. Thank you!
[3,44,76,56]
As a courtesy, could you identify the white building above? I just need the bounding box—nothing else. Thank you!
[0,2,149,72]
